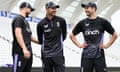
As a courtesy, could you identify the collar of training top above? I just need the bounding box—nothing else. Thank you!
[45,16,57,21]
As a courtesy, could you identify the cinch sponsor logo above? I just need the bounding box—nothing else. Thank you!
[85,30,100,35]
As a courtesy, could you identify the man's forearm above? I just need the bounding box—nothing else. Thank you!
[107,32,117,47]
[31,35,39,44]
[70,33,81,48]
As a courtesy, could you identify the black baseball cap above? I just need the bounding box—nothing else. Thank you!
[20,2,35,11]
[45,1,60,8]
[81,2,97,9]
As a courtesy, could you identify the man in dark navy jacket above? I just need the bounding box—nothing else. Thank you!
[37,1,67,72]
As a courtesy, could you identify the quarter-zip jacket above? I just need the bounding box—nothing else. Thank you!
[37,16,67,57]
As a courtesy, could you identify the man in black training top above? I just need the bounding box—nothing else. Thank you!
[70,2,117,72]
[12,2,39,72]
[37,1,67,72]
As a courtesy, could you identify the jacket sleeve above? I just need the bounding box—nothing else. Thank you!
[37,22,44,44]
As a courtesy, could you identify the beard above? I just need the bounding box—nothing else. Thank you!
[87,13,91,17]
[26,12,30,17]
[86,12,92,17]
[49,11,56,16]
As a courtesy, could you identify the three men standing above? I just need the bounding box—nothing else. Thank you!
[11,1,117,72]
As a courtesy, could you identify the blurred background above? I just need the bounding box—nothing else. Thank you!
[0,0,120,72]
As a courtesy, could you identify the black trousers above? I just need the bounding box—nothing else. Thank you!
[80,56,107,72]
[42,56,65,72]
[12,54,33,72]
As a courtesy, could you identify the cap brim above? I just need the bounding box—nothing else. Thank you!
[51,5,60,8]
[81,3,88,8]
[81,3,92,8]
[31,8,35,11]
[55,5,60,8]
[47,5,60,8]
